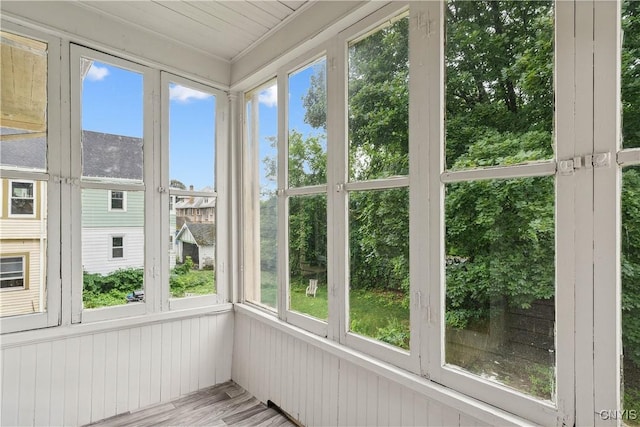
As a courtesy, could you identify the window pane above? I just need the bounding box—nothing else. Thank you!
[445,1,554,170]
[0,180,47,317]
[289,194,327,320]
[348,14,409,181]
[245,82,278,309]
[82,189,144,308]
[289,58,327,187]
[81,59,143,182]
[171,216,216,298]
[349,187,410,350]
[622,166,640,422]
[167,82,216,300]
[169,83,215,191]
[0,31,47,172]
[622,1,640,149]
[444,176,556,400]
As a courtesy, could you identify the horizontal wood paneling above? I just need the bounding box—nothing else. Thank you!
[0,311,233,426]
[233,310,493,427]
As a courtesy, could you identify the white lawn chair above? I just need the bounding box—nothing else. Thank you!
[305,279,318,297]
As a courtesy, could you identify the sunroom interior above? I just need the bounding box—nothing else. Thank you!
[1,1,639,426]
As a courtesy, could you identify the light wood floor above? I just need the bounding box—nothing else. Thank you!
[85,381,297,427]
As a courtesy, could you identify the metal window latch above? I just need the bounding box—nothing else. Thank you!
[335,183,344,193]
[158,186,167,193]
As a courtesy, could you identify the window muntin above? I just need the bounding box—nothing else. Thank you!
[245,81,279,310]
[0,256,25,290]
[445,1,555,170]
[167,80,217,301]
[9,181,35,216]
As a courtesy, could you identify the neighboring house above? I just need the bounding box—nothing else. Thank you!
[80,130,147,275]
[0,177,47,317]
[174,187,215,230]
[0,131,47,317]
[175,221,215,270]
[80,130,178,275]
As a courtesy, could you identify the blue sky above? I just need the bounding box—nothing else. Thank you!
[82,59,325,190]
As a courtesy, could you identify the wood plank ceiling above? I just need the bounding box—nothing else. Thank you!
[75,1,310,62]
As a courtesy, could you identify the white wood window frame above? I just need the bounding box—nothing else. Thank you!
[108,189,127,212]
[70,45,152,323]
[278,47,331,338]
[0,22,62,334]
[419,1,577,424]
[160,72,228,311]
[243,78,280,313]
[8,180,36,218]
[335,2,417,373]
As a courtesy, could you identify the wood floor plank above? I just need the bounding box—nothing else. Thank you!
[84,382,295,427]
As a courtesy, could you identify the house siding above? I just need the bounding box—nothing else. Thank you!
[82,227,144,275]
[82,189,144,228]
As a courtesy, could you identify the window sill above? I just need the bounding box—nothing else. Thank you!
[234,303,536,427]
[1,303,233,348]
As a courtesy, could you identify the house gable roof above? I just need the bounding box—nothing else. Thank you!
[176,221,215,247]
[1,129,142,180]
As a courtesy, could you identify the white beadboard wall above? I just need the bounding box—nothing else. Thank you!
[1,310,233,427]
[233,308,533,427]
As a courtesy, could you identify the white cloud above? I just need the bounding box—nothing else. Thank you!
[86,64,109,81]
[170,85,212,103]
[258,86,278,107]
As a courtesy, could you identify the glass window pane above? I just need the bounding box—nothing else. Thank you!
[168,82,216,300]
[622,1,640,149]
[169,83,215,191]
[445,1,554,170]
[289,194,327,320]
[0,31,48,318]
[444,176,556,400]
[82,189,145,308]
[0,31,47,172]
[348,14,409,181]
[245,82,279,310]
[81,59,143,182]
[349,187,410,350]
[622,166,640,422]
[288,58,327,187]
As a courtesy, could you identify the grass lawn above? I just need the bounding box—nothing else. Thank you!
[170,269,216,297]
[258,271,410,349]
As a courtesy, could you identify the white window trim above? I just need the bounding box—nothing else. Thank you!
[0,22,62,334]
[108,190,127,212]
[0,256,26,291]
[70,45,153,323]
[8,180,36,218]
[110,235,124,260]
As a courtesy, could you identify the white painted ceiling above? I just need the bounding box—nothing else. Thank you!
[75,1,310,62]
